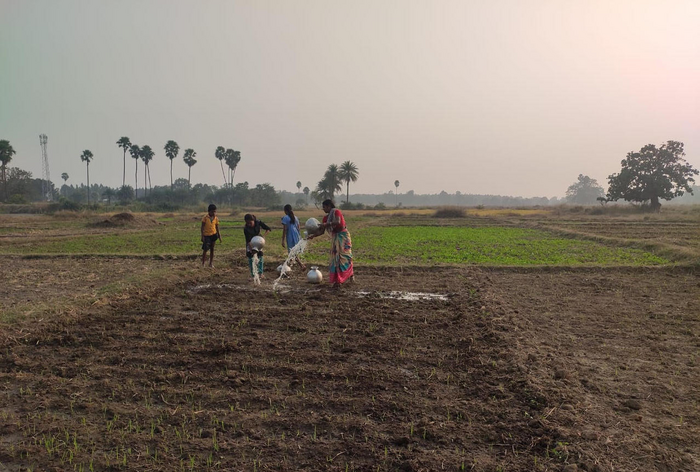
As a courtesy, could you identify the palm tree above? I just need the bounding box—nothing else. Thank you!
[0,140,17,201]
[296,181,302,193]
[183,149,197,188]
[129,144,140,197]
[324,164,342,201]
[215,146,227,186]
[315,173,342,203]
[394,180,400,207]
[303,186,310,203]
[225,149,241,188]
[116,137,131,188]
[339,161,359,204]
[80,150,94,205]
[60,173,69,196]
[164,140,179,190]
[140,145,155,196]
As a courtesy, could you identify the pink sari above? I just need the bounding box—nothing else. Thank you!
[323,209,353,284]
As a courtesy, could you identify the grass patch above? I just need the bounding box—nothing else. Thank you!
[345,226,668,265]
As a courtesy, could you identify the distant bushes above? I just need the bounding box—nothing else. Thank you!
[341,202,390,211]
[434,207,466,218]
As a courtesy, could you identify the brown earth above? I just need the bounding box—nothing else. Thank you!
[0,257,195,321]
[1,264,698,471]
[89,212,163,229]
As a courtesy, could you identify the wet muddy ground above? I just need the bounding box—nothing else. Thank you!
[1,264,698,471]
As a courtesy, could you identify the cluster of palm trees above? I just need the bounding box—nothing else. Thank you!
[314,161,359,204]
[214,147,242,189]
[116,137,199,197]
[296,180,311,203]
[0,139,17,201]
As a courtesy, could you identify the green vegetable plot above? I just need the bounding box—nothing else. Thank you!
[347,226,667,265]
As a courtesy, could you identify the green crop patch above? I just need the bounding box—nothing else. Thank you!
[0,222,668,266]
[340,226,667,265]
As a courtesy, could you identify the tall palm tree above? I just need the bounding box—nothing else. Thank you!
[116,137,131,188]
[339,161,359,204]
[183,149,197,188]
[128,144,140,197]
[0,140,17,201]
[324,164,342,201]
[225,149,241,188]
[303,186,310,203]
[296,181,302,193]
[60,172,69,196]
[164,140,179,190]
[80,150,94,205]
[394,180,400,207]
[140,145,155,196]
[215,146,227,186]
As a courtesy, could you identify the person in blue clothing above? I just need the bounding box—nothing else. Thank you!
[281,204,306,270]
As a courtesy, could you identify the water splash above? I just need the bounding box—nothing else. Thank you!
[272,239,309,290]
[251,252,261,285]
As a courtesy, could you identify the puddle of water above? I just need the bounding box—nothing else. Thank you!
[356,291,449,301]
[187,284,448,301]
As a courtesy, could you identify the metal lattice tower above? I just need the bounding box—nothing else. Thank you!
[39,134,52,201]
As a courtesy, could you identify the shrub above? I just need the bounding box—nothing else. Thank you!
[7,194,27,204]
[434,207,466,218]
[340,202,365,210]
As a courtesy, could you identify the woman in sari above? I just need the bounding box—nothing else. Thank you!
[308,199,354,287]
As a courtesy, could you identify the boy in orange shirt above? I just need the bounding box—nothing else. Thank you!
[201,204,222,267]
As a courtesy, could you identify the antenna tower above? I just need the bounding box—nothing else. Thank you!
[39,134,52,201]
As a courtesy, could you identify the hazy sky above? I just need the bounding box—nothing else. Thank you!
[1,0,699,197]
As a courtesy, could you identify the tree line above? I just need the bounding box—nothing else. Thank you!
[1,139,697,210]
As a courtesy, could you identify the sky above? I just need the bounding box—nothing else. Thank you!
[1,0,699,198]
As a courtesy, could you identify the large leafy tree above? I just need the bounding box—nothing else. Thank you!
[606,140,698,211]
[80,150,94,205]
[164,140,180,190]
[116,137,131,187]
[139,145,155,196]
[103,187,115,205]
[0,140,17,201]
[339,161,359,204]
[183,149,197,188]
[225,149,241,188]
[215,146,227,186]
[566,174,605,205]
[129,144,141,197]
[296,181,302,193]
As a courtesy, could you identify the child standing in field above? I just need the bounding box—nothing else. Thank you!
[244,213,271,279]
[201,204,222,267]
[281,204,306,270]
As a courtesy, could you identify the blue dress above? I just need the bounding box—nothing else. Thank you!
[281,215,301,251]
